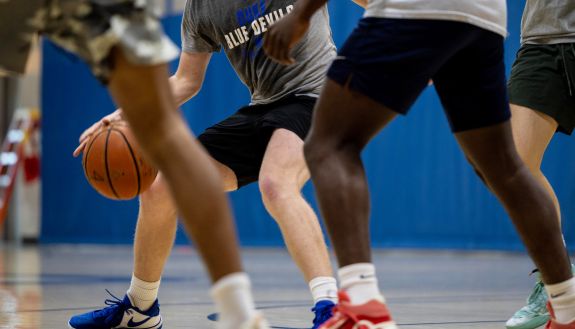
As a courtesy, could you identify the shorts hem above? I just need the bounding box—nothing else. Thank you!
[509,100,574,135]
[326,71,407,115]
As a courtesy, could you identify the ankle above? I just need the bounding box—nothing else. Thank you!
[338,263,385,305]
[126,274,161,311]
[211,272,257,327]
[309,276,338,304]
[547,277,575,324]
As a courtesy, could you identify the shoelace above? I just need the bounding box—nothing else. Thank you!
[93,289,130,324]
[514,270,548,318]
[322,304,356,325]
[527,282,548,312]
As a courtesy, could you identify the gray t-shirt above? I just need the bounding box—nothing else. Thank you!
[182,0,336,105]
[521,0,575,45]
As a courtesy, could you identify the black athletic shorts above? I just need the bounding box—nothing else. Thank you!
[198,95,315,188]
[508,43,575,135]
[327,18,511,133]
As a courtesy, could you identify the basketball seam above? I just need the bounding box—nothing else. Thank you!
[113,128,141,197]
[83,129,108,183]
[104,129,120,199]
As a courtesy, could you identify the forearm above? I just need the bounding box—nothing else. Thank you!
[114,75,198,118]
[169,74,200,107]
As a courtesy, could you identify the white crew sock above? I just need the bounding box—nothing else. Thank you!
[211,272,257,329]
[309,277,338,304]
[338,263,384,305]
[546,277,575,324]
[127,274,161,311]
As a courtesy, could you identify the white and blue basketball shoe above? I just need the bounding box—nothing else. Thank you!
[311,300,336,329]
[68,291,162,329]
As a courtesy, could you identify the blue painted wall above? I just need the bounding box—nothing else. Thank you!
[41,1,575,250]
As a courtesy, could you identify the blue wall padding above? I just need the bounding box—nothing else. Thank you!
[41,0,575,250]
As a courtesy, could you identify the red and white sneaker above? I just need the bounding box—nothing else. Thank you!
[546,303,575,329]
[319,291,398,329]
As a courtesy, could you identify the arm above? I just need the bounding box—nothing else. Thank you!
[293,0,329,21]
[264,0,328,64]
[169,51,212,107]
[73,51,211,156]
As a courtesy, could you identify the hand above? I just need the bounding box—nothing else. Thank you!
[73,110,123,157]
[264,9,311,65]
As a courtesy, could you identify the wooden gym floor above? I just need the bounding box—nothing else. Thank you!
[0,245,561,329]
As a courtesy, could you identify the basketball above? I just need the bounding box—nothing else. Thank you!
[82,122,158,200]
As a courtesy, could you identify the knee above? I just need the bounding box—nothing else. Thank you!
[258,174,298,211]
[139,175,178,220]
[466,154,525,189]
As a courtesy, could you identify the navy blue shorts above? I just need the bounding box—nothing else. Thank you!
[327,18,511,132]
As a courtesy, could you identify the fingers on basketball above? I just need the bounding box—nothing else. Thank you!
[82,122,158,200]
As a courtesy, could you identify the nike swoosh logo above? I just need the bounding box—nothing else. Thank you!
[127,316,154,328]
[359,274,375,279]
[551,292,567,298]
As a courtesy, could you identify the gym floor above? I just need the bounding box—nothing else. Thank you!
[0,245,554,329]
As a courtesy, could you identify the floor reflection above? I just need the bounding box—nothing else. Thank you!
[0,246,42,329]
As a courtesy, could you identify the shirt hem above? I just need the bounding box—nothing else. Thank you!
[364,9,507,38]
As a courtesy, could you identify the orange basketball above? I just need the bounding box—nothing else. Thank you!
[82,122,158,200]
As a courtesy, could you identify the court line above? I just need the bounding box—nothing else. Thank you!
[9,299,508,328]
[0,273,192,285]
[269,320,507,329]
[8,293,526,313]
[206,304,507,328]
[400,320,506,325]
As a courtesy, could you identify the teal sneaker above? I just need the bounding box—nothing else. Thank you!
[507,264,575,329]
[506,271,549,329]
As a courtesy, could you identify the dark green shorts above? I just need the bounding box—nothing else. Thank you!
[508,43,575,135]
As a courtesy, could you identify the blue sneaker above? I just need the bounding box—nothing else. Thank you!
[311,300,335,329]
[68,290,163,329]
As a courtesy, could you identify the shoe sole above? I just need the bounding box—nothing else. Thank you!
[506,315,550,329]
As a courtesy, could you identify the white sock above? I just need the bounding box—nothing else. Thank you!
[309,277,338,304]
[546,277,575,324]
[338,263,384,305]
[126,274,161,311]
[211,272,257,328]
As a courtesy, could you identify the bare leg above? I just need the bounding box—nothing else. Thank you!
[133,173,178,283]
[505,104,562,329]
[455,121,571,285]
[133,162,238,283]
[107,48,241,282]
[304,80,397,267]
[258,129,333,282]
[511,104,561,224]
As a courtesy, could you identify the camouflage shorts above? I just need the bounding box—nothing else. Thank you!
[0,0,179,82]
